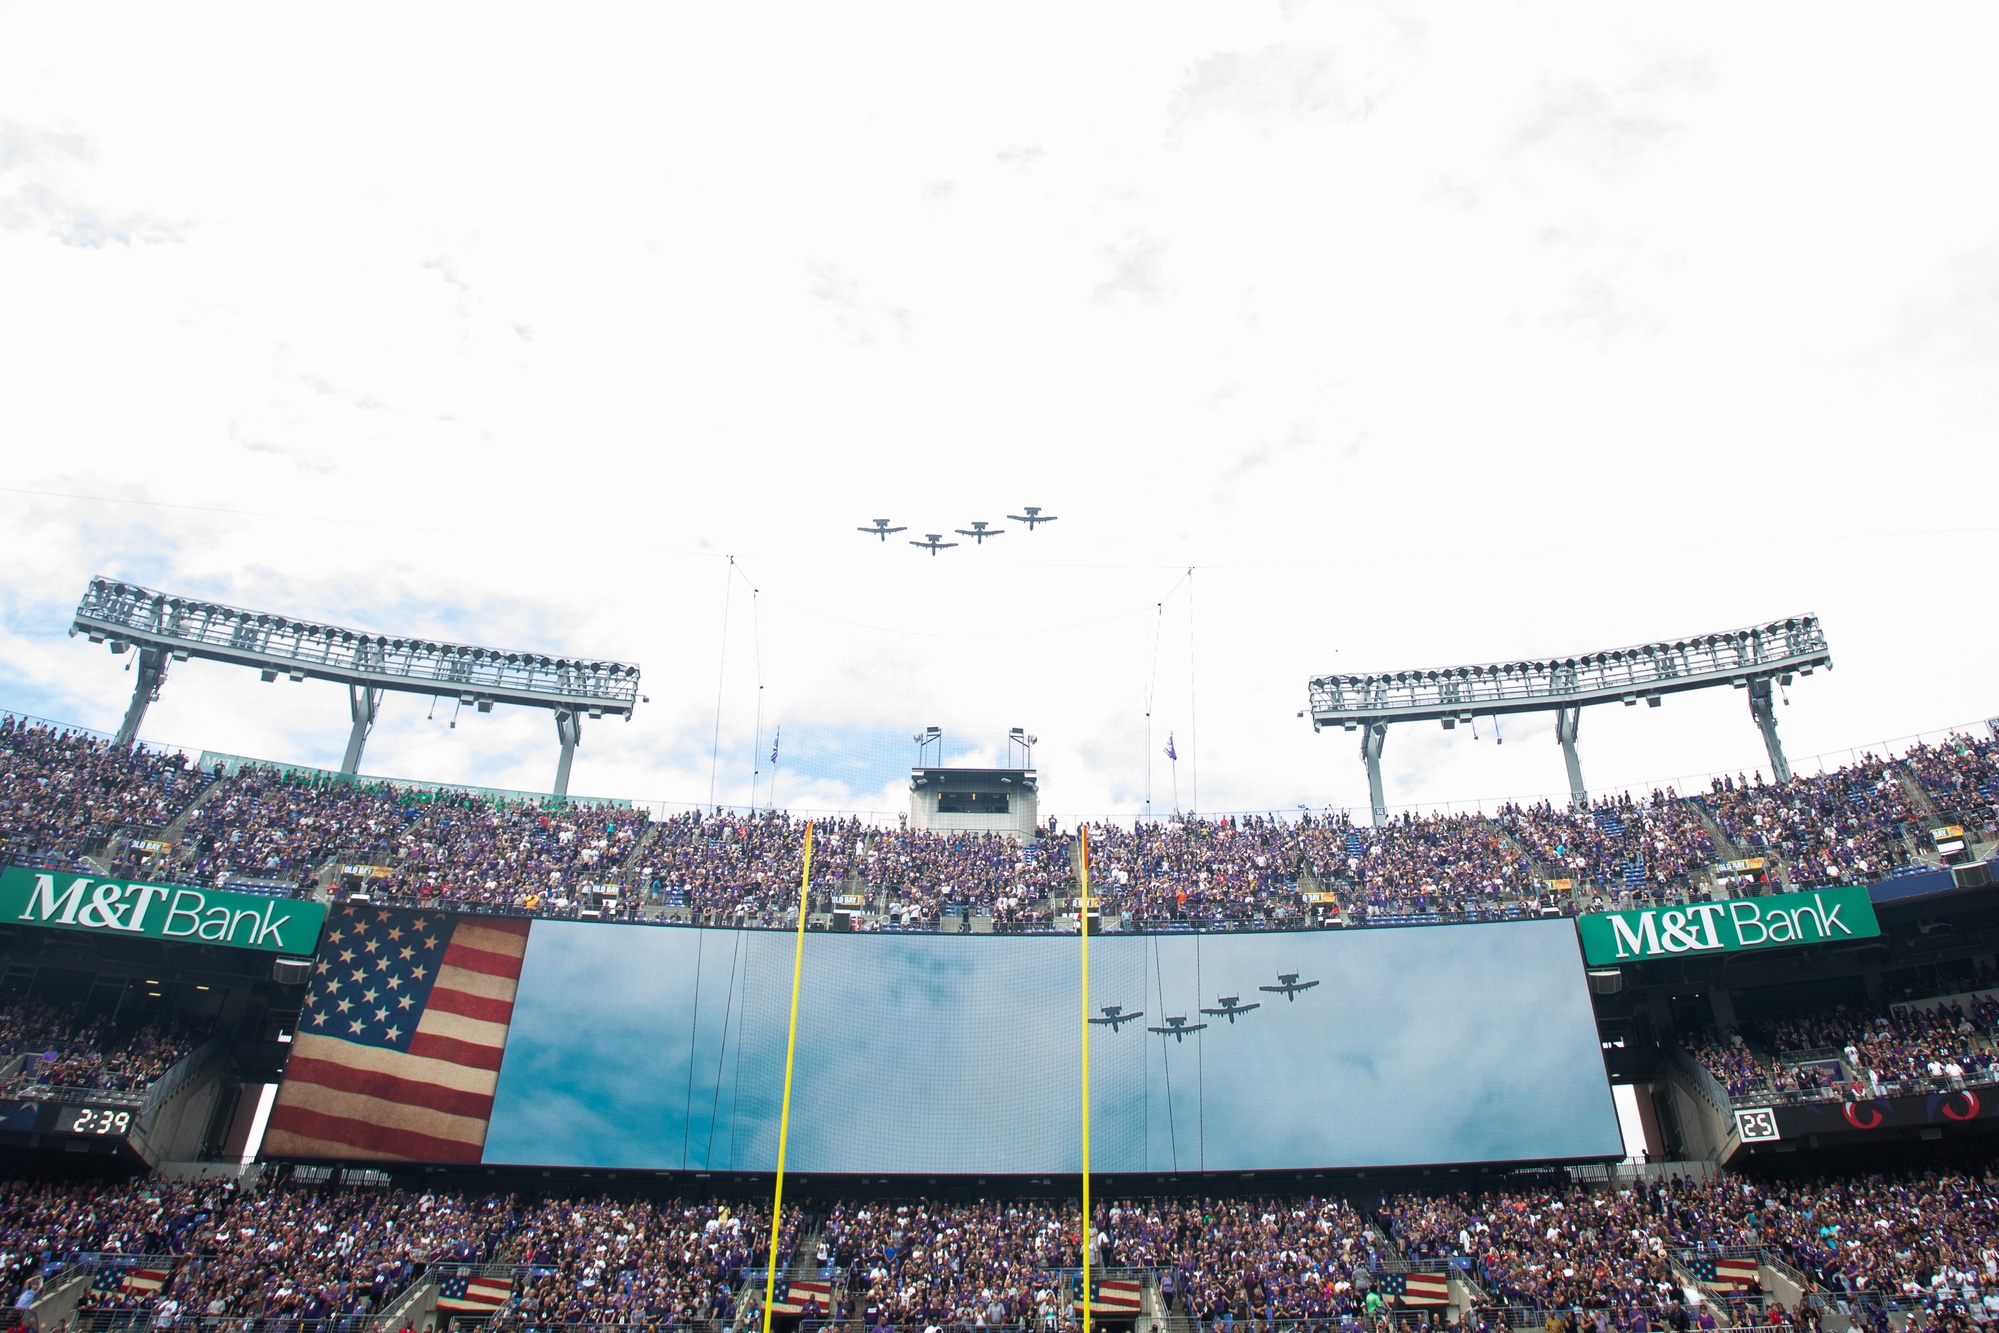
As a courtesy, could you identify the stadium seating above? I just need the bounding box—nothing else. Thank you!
[1687,992,1999,1107]
[0,1002,210,1099]
[9,1169,1999,1330]
[4,715,1995,934]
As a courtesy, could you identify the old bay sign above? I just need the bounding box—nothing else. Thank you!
[2,866,326,955]
[1578,885,1878,965]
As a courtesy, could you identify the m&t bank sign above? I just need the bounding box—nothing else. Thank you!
[2,866,326,955]
[1577,886,1878,964]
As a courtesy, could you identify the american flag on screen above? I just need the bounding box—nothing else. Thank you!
[262,905,529,1162]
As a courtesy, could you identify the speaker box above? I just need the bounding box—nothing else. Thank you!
[271,956,314,986]
[1953,861,1993,890]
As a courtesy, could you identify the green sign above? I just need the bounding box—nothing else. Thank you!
[1577,885,1878,964]
[1,866,326,956]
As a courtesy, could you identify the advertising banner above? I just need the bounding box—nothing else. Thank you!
[1577,886,1877,964]
[1,866,326,956]
[1764,1082,1999,1139]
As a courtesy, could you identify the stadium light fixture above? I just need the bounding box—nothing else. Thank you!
[1307,614,1831,826]
[71,575,641,797]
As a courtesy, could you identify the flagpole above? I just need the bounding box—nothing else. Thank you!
[762,819,812,1333]
[1078,823,1093,1333]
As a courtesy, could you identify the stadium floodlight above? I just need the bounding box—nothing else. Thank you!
[71,576,641,797]
[1307,615,1831,826]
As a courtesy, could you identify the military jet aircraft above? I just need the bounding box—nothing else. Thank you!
[1088,1004,1145,1032]
[1147,1015,1208,1043]
[954,520,1003,544]
[1199,995,1261,1024]
[1007,506,1057,530]
[1257,973,1320,1001]
[909,534,958,556]
[858,519,907,542]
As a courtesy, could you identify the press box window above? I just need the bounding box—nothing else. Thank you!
[937,791,1008,813]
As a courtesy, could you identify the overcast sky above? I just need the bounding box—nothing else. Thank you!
[2,5,1995,820]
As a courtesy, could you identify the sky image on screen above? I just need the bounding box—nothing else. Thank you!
[480,916,1622,1173]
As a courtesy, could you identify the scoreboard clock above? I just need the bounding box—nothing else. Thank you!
[52,1105,136,1137]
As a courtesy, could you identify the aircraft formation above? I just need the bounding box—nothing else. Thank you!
[858,507,1057,556]
[1089,972,1318,1044]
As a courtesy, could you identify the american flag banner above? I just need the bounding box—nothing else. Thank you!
[1687,1257,1761,1289]
[263,905,530,1162]
[1075,1278,1144,1314]
[92,1266,173,1298]
[1373,1273,1450,1305]
[766,1279,830,1316]
[436,1273,515,1313]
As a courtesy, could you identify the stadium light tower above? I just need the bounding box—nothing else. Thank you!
[71,576,642,797]
[1307,615,1832,825]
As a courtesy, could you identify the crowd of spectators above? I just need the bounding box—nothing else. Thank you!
[1755,1000,1998,1092]
[10,1169,1999,1330]
[0,1003,209,1099]
[1381,1168,1999,1327]
[498,1197,786,1327]
[1107,1195,1373,1324]
[1904,735,1999,848]
[0,721,209,874]
[1700,760,1922,890]
[816,1199,1076,1328]
[0,1174,794,1330]
[5,714,1997,933]
[169,767,646,909]
[1498,792,1717,906]
[1683,995,1999,1106]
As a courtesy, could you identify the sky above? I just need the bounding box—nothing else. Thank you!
[2,4,1996,821]
[484,916,1622,1172]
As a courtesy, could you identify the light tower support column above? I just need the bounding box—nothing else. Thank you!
[114,647,170,748]
[340,685,382,776]
[553,709,581,798]
[1360,724,1389,828]
[1747,678,1793,784]
[1555,706,1587,809]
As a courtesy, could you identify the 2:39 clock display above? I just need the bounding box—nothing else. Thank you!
[55,1105,134,1136]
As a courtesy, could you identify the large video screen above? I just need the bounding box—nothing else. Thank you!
[265,907,1621,1172]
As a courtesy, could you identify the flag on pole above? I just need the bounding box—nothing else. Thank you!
[771,728,780,764]
[1165,733,1177,761]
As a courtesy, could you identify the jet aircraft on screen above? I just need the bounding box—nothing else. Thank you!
[858,519,907,541]
[1258,973,1319,1001]
[1007,506,1057,530]
[1147,1015,1208,1042]
[953,520,1003,544]
[1088,1004,1144,1032]
[1199,995,1260,1024]
[909,533,958,556]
